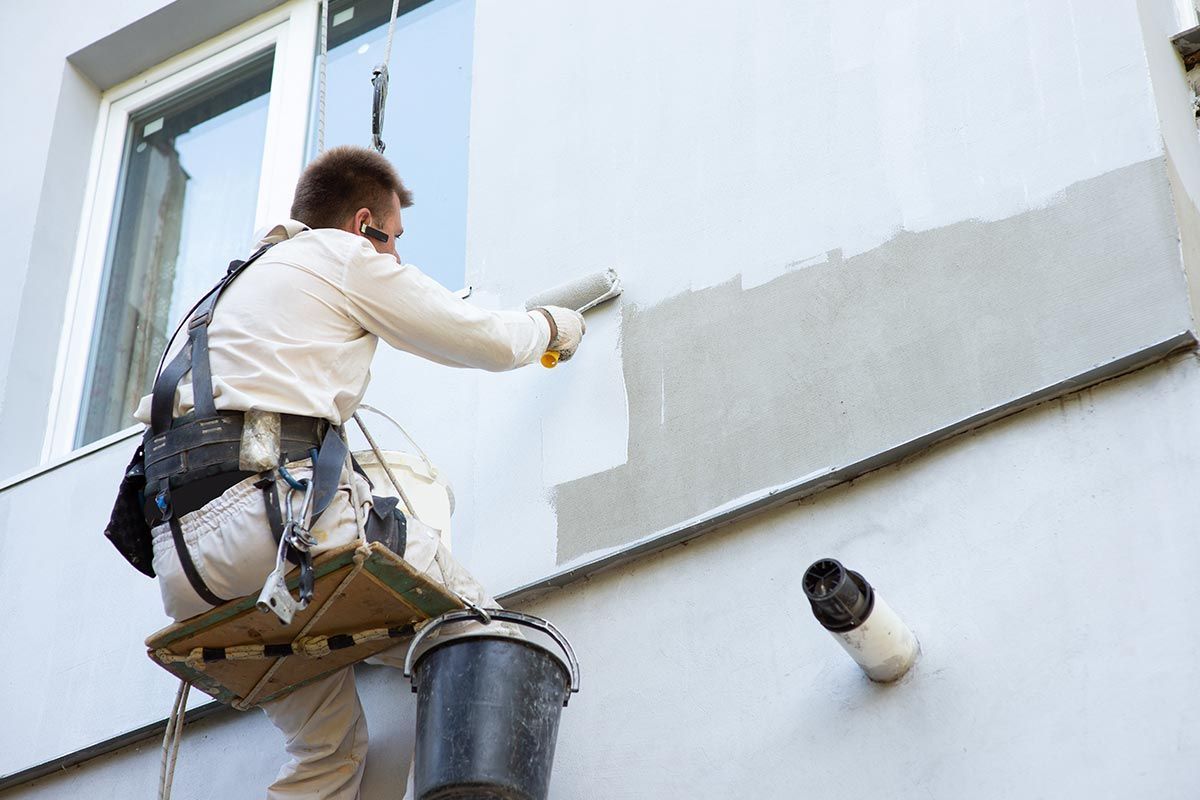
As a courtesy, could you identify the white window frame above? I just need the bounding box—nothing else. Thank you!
[1180,0,1200,28]
[42,0,320,462]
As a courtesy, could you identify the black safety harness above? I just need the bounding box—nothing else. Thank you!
[141,244,349,607]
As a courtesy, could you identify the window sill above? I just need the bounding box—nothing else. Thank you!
[0,425,141,495]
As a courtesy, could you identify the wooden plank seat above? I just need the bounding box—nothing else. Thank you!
[146,541,464,708]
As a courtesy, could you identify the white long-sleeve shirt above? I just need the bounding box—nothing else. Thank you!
[134,220,550,425]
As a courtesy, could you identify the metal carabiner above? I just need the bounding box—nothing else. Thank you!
[281,478,317,607]
[287,479,317,551]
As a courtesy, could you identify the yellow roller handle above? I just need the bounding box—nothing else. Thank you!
[541,350,561,368]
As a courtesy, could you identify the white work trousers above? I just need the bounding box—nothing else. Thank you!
[152,462,500,799]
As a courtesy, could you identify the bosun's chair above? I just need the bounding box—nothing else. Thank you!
[146,438,465,710]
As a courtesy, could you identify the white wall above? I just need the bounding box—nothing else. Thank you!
[0,436,196,778]
[7,352,1200,799]
[4,0,1200,784]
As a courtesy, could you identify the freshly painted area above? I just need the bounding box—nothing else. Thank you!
[466,0,1164,308]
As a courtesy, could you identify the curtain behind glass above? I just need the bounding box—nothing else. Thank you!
[77,52,274,447]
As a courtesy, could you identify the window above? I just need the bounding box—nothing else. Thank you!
[315,0,475,290]
[46,6,318,456]
[76,53,274,446]
[45,0,475,459]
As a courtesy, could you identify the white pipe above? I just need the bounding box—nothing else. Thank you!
[803,559,919,683]
[826,593,919,683]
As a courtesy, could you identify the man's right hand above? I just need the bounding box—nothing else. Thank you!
[538,306,586,362]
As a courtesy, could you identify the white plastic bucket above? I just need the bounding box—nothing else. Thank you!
[352,449,454,551]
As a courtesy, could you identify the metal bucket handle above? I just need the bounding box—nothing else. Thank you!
[403,608,581,705]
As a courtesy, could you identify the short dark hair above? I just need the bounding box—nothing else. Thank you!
[290,145,413,229]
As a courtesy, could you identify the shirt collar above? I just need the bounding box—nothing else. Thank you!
[251,219,311,249]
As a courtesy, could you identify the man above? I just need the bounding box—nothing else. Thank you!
[135,145,585,797]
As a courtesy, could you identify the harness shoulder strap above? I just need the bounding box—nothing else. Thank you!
[149,244,276,435]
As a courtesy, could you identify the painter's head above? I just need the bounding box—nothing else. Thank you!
[290,145,413,257]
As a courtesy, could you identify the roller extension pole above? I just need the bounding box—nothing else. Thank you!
[802,559,919,683]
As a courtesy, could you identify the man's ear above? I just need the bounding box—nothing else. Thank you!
[351,207,372,234]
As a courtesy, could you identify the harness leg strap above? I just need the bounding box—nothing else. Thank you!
[168,516,229,607]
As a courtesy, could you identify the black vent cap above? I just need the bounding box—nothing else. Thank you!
[802,559,875,632]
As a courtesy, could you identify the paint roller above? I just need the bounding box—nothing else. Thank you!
[525,269,623,367]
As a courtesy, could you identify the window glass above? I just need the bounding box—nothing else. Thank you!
[313,0,475,290]
[77,51,274,447]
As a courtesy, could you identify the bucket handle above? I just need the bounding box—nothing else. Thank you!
[403,608,581,705]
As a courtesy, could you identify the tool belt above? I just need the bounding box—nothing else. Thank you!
[104,242,349,609]
[142,411,327,515]
[143,409,348,609]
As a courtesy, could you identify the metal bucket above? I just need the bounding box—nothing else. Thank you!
[403,609,581,800]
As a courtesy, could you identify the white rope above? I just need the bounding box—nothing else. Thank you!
[353,411,418,517]
[381,0,402,68]
[356,403,438,478]
[316,0,329,153]
[158,678,190,800]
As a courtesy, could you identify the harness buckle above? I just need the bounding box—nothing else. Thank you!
[188,310,213,329]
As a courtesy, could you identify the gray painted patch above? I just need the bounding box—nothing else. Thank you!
[555,157,1191,564]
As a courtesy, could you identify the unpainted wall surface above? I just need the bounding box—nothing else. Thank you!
[7,353,1200,799]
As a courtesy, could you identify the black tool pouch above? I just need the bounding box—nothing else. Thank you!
[104,443,156,578]
[364,495,408,557]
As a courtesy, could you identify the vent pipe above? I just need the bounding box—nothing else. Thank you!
[802,559,919,683]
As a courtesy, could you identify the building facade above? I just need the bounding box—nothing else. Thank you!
[2,0,1200,796]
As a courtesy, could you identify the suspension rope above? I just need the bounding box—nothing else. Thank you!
[356,403,438,479]
[317,0,330,153]
[158,679,190,800]
[382,0,402,67]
